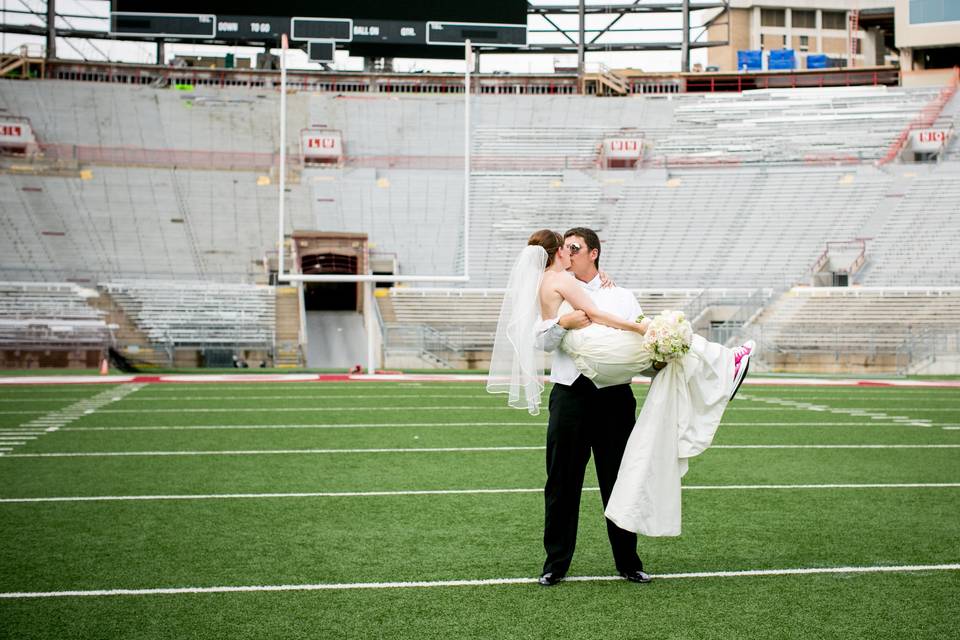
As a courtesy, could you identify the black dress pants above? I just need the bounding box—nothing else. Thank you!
[542,375,642,576]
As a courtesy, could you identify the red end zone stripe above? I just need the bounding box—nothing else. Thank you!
[0,374,959,387]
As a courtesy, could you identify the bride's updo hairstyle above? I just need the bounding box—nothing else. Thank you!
[527,229,563,267]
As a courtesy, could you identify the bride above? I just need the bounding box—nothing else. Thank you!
[487,229,755,536]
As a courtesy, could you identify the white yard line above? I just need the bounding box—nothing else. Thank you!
[1,483,957,504]
[93,394,502,401]
[88,407,522,414]
[1,562,958,599]
[2,444,959,459]
[722,422,947,427]
[64,422,541,431]
[0,399,95,403]
[58,421,960,432]
[34,405,958,416]
[2,405,942,416]
[712,444,960,449]
[58,392,959,402]
[1,446,546,458]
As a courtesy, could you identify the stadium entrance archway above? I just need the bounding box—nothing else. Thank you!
[291,231,370,368]
[302,254,359,311]
[293,232,368,313]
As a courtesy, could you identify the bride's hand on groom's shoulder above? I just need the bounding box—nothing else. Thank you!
[599,270,616,289]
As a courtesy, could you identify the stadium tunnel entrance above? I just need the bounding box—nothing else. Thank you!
[301,254,358,311]
[291,231,370,369]
[293,231,369,313]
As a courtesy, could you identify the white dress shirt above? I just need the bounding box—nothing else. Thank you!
[536,273,643,388]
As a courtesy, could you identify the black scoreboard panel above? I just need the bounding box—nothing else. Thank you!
[112,1,526,24]
[111,13,216,38]
[111,1,527,57]
[289,18,352,41]
[307,41,335,63]
[427,22,526,47]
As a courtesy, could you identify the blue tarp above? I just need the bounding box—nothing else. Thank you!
[768,49,796,70]
[737,50,762,71]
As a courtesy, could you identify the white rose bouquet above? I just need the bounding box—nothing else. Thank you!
[641,310,693,363]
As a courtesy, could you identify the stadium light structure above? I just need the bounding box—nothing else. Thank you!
[275,35,474,373]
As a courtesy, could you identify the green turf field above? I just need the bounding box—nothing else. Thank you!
[1,381,958,639]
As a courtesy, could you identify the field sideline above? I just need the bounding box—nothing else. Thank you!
[0,378,958,639]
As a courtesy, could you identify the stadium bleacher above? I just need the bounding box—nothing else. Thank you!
[858,168,960,286]
[307,169,464,277]
[745,287,960,371]
[0,81,297,154]
[0,168,312,283]
[648,85,947,164]
[1,75,959,372]
[0,282,109,364]
[381,286,732,365]
[101,280,275,348]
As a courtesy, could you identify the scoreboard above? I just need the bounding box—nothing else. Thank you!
[110,1,527,58]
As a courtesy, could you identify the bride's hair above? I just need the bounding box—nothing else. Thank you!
[527,229,563,267]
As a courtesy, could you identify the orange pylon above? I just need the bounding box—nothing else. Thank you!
[99,358,109,375]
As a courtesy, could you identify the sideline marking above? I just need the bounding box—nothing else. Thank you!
[2,483,958,504]
[2,563,958,599]
[738,394,935,427]
[0,384,145,456]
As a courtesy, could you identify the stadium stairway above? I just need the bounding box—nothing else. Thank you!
[274,286,302,368]
[86,288,168,367]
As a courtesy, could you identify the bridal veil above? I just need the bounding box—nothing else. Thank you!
[486,245,547,415]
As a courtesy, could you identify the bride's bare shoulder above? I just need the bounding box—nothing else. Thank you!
[540,270,563,290]
[542,270,573,282]
[542,270,574,290]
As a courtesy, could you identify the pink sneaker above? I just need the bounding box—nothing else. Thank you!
[730,340,755,401]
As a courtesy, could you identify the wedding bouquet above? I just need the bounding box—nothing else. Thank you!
[642,310,693,363]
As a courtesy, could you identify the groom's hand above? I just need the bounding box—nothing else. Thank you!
[559,310,591,330]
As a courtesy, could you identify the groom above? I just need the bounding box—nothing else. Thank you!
[535,227,652,586]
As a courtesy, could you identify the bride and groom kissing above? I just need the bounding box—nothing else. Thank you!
[487,227,755,587]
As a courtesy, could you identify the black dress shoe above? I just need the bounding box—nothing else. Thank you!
[538,572,564,587]
[619,569,652,584]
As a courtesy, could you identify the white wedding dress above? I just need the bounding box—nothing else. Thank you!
[559,302,736,537]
